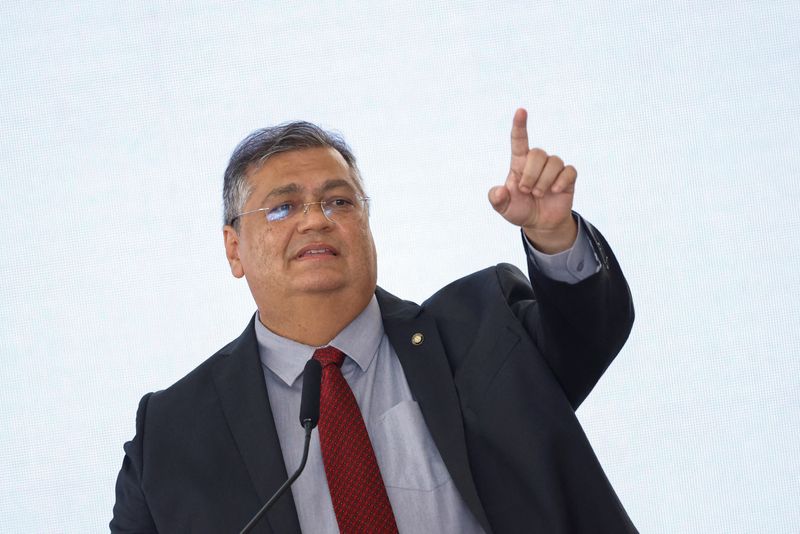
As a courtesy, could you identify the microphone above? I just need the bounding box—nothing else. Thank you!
[299,358,322,429]
[240,359,322,534]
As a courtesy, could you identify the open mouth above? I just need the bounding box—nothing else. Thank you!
[296,245,339,259]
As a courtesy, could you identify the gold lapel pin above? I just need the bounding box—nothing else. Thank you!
[411,332,424,346]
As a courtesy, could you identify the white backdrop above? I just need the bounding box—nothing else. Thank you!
[1,2,798,532]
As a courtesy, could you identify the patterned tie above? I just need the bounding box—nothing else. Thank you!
[312,346,399,533]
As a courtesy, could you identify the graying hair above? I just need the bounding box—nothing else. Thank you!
[223,121,364,228]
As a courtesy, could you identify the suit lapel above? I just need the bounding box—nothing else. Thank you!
[377,288,493,534]
[212,316,302,534]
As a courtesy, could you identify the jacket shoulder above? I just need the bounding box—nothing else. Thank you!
[145,320,253,415]
[415,264,537,366]
[422,262,534,317]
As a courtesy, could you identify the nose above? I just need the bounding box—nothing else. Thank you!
[297,201,334,232]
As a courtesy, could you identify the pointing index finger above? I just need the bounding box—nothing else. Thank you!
[510,108,529,172]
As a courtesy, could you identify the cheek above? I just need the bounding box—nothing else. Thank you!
[355,227,378,268]
[242,229,283,271]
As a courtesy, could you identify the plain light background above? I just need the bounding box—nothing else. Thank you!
[1,2,798,532]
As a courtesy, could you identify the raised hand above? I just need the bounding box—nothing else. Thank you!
[488,108,578,254]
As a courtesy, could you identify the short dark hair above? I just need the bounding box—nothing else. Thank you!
[222,121,364,228]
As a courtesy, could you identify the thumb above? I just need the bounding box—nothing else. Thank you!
[488,185,510,214]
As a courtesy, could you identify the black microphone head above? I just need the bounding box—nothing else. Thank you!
[299,359,322,429]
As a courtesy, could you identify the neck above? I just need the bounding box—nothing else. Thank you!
[256,289,374,346]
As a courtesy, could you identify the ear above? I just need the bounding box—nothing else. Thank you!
[223,225,245,278]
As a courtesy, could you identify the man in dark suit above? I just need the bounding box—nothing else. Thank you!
[111,109,637,533]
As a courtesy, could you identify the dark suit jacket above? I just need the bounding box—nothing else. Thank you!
[111,221,637,533]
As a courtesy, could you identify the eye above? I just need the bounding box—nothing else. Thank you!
[266,202,296,222]
[327,197,356,209]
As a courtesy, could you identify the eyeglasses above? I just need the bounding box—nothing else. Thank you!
[231,194,370,226]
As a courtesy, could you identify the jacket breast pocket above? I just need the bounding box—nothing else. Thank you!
[369,400,451,491]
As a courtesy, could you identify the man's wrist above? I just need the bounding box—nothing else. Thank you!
[523,215,578,254]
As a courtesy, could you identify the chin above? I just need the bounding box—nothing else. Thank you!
[292,274,348,294]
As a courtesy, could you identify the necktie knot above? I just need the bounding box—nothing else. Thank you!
[313,346,345,368]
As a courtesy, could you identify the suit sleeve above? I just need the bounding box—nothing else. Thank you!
[508,213,634,409]
[110,393,158,533]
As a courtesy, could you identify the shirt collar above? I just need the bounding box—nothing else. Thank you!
[254,295,384,387]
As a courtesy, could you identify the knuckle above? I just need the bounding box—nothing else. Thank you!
[530,148,547,160]
[565,165,577,179]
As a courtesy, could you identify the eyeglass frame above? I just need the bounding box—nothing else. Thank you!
[229,195,370,227]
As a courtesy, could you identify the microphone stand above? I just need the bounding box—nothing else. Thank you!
[239,420,314,534]
[239,358,321,534]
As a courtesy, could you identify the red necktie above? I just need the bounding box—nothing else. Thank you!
[312,346,399,533]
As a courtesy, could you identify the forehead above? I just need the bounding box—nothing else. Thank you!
[246,147,356,193]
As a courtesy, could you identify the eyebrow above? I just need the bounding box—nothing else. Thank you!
[259,179,356,205]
